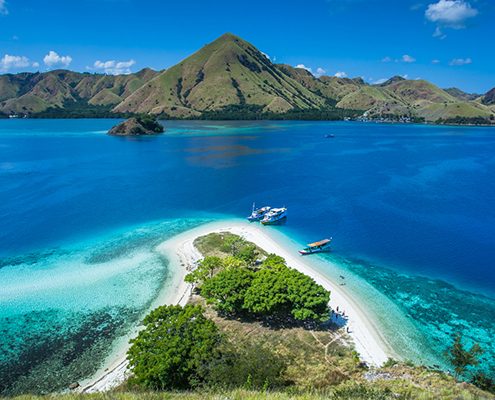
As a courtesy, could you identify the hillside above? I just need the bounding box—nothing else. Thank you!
[482,87,495,106]
[0,33,493,124]
[114,33,325,117]
[337,78,494,123]
[274,68,495,124]
[445,87,480,101]
[0,69,159,115]
[278,64,364,102]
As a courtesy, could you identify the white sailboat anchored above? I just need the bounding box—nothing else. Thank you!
[247,203,271,222]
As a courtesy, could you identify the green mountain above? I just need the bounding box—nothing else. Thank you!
[481,87,495,106]
[114,33,325,117]
[274,68,494,123]
[444,87,480,101]
[0,68,159,115]
[0,33,493,124]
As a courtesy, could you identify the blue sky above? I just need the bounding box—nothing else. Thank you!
[0,0,493,92]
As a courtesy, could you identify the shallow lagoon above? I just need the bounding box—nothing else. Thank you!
[0,120,494,393]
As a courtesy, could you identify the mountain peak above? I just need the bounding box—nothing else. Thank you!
[379,75,406,86]
[211,32,246,46]
[114,33,324,116]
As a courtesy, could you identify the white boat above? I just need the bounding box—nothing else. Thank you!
[261,207,287,225]
[247,204,271,222]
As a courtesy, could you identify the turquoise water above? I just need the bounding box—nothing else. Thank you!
[0,120,494,393]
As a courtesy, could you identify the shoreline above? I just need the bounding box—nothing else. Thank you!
[80,220,392,393]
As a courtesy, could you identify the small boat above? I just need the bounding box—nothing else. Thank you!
[299,238,332,255]
[247,204,271,222]
[325,133,335,138]
[261,207,287,225]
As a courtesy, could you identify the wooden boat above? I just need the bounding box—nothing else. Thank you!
[299,238,332,255]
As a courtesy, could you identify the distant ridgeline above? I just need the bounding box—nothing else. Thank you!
[1,33,494,124]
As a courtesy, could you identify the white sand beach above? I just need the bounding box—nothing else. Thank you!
[81,220,391,393]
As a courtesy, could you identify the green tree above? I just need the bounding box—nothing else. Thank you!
[243,264,330,322]
[221,235,247,256]
[222,255,247,270]
[286,268,330,322]
[262,254,287,269]
[446,334,484,379]
[236,243,258,264]
[127,305,221,390]
[185,256,223,285]
[243,267,290,316]
[201,267,254,314]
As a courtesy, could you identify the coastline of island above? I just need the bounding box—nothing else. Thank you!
[80,220,393,393]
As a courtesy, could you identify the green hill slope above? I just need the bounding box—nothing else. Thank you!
[114,33,325,117]
[482,87,495,106]
[0,69,159,115]
[333,78,495,123]
[445,87,480,101]
[0,33,493,123]
[277,64,364,102]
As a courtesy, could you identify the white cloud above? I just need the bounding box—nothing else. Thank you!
[433,26,447,39]
[383,55,416,63]
[32,61,40,68]
[261,52,270,60]
[449,57,472,66]
[315,67,326,77]
[402,54,416,63]
[432,59,441,64]
[0,54,30,71]
[43,51,72,68]
[0,0,8,15]
[295,64,312,73]
[334,71,347,78]
[93,59,136,75]
[425,0,478,27]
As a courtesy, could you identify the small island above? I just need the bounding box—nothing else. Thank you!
[108,115,164,136]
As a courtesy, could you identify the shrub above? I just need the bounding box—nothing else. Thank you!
[204,339,287,390]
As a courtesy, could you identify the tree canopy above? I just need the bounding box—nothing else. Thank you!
[185,256,223,285]
[127,305,221,390]
[198,251,330,323]
[201,267,255,314]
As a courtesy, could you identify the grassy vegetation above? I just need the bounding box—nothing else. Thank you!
[194,232,267,259]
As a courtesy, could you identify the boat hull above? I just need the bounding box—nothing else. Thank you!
[261,215,287,225]
[298,248,331,255]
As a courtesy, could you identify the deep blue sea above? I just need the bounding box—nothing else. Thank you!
[1,119,494,393]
